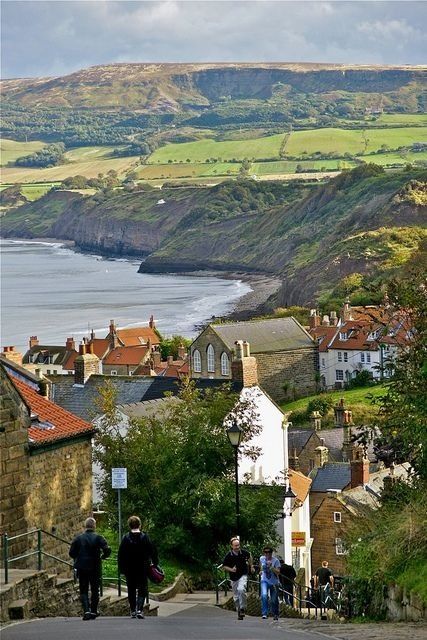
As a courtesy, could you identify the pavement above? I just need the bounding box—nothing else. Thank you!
[2,592,426,640]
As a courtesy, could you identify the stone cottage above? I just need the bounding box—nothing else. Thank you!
[190,317,318,402]
[0,360,94,571]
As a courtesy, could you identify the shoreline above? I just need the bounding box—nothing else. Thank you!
[2,237,282,325]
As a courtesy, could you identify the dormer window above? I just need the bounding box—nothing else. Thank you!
[339,331,350,340]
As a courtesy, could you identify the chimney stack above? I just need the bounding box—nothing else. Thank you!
[341,299,353,322]
[322,315,330,326]
[309,410,322,431]
[334,398,346,428]
[2,346,23,366]
[167,355,173,365]
[350,451,370,488]
[314,445,329,468]
[178,343,186,360]
[231,340,258,388]
[149,315,155,329]
[330,311,338,326]
[152,351,161,367]
[289,448,300,471]
[66,337,75,351]
[29,336,39,349]
[309,309,321,329]
[74,343,100,385]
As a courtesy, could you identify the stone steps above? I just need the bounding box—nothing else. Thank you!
[8,598,29,620]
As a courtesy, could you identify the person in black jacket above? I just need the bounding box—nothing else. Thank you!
[118,515,158,619]
[69,517,111,620]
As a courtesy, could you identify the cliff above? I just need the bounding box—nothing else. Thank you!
[1,168,426,306]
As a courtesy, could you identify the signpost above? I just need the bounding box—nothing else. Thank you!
[112,468,127,596]
[292,531,306,547]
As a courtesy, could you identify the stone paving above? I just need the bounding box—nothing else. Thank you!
[275,618,427,640]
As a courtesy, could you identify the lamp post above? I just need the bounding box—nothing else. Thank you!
[282,473,296,565]
[227,420,243,536]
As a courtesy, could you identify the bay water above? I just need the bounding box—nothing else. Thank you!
[0,239,251,353]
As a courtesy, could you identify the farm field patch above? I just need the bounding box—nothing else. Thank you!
[148,133,285,163]
[1,138,45,166]
[251,159,355,175]
[358,150,427,166]
[63,145,124,161]
[372,113,427,126]
[0,156,137,183]
[137,162,240,179]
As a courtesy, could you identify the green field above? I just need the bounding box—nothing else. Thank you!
[251,159,354,175]
[63,145,123,161]
[20,183,58,200]
[137,162,240,179]
[284,126,427,157]
[1,138,45,166]
[373,113,427,126]
[148,133,285,164]
[358,150,427,166]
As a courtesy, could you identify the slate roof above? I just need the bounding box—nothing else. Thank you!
[23,345,77,366]
[318,427,377,462]
[310,463,351,492]
[50,374,240,421]
[209,317,315,353]
[8,372,94,446]
[288,428,315,455]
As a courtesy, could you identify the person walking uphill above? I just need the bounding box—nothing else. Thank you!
[69,517,111,621]
[259,546,281,620]
[118,515,158,619]
[222,537,253,620]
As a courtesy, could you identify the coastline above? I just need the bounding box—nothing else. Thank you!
[2,237,282,326]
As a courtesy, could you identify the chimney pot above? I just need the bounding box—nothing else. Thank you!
[29,336,39,349]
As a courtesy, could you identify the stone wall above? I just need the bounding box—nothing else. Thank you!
[386,583,427,622]
[190,327,232,380]
[255,348,318,402]
[26,439,93,571]
[0,368,31,562]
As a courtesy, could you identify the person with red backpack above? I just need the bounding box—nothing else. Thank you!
[118,515,158,619]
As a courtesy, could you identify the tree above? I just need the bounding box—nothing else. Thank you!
[94,380,281,566]
[159,335,191,360]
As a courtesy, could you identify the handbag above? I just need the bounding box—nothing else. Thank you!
[148,563,165,584]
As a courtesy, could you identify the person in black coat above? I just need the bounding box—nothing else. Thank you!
[69,517,111,620]
[118,515,158,619]
[279,559,297,606]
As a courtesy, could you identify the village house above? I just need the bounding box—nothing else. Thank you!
[309,302,412,389]
[190,317,318,402]
[21,337,78,376]
[0,359,94,571]
[311,458,410,576]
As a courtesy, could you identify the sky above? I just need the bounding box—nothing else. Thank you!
[2,1,426,79]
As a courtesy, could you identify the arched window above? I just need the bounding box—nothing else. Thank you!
[220,352,229,376]
[207,344,215,372]
[192,349,201,373]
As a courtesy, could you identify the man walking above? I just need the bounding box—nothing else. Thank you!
[314,560,334,607]
[118,515,158,619]
[69,517,111,620]
[222,537,253,620]
[259,546,281,620]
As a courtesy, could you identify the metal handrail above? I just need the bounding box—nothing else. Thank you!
[2,529,73,584]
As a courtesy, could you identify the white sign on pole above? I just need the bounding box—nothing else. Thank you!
[112,467,127,489]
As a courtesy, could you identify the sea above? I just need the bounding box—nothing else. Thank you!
[0,239,251,353]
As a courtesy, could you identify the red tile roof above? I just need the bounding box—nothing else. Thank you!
[103,346,148,366]
[116,327,160,347]
[10,374,93,445]
[88,338,111,359]
[289,469,312,503]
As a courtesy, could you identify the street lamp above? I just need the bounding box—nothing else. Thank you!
[227,420,243,536]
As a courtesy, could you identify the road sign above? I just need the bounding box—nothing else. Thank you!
[111,467,127,489]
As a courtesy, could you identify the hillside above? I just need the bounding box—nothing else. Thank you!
[2,63,425,110]
[2,167,425,306]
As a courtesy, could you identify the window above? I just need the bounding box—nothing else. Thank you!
[344,352,348,362]
[207,344,215,372]
[192,349,201,373]
[339,332,348,340]
[360,353,365,363]
[333,512,342,523]
[321,358,325,368]
[366,353,371,364]
[337,351,342,362]
[220,352,229,376]
[53,370,58,375]
[110,370,117,376]
[336,370,344,381]
[47,369,51,375]
[335,537,346,555]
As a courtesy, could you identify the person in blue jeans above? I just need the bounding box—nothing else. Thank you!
[259,546,281,620]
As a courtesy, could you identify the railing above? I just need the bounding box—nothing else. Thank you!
[2,529,74,584]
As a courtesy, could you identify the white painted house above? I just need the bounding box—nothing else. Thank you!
[228,340,312,583]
